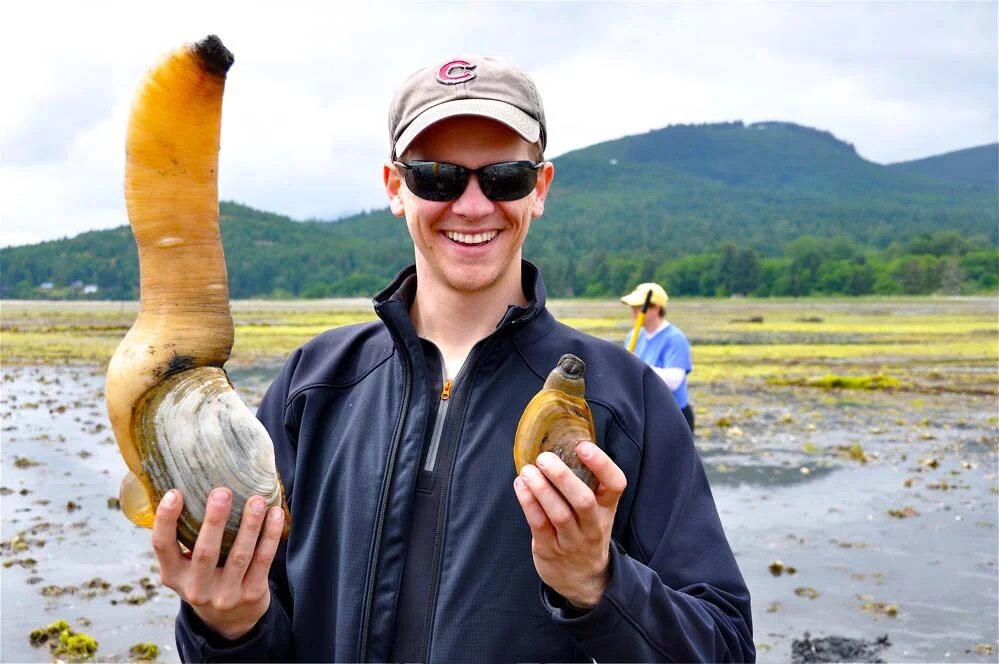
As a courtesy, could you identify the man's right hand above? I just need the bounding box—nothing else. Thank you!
[152,487,286,640]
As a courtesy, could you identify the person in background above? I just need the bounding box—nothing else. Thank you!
[621,282,695,432]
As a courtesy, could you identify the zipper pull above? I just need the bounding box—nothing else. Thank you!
[441,380,452,401]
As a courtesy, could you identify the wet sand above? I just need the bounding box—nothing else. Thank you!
[2,364,996,662]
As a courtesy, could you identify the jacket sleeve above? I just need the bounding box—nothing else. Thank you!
[175,350,303,663]
[543,367,754,663]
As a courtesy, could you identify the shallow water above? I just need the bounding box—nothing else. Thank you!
[702,387,999,662]
[1,365,996,662]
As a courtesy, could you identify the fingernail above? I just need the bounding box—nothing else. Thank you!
[521,466,537,481]
[536,453,552,468]
[249,497,265,514]
[577,442,595,458]
[211,488,231,505]
[513,477,524,490]
[161,490,177,507]
[268,507,284,522]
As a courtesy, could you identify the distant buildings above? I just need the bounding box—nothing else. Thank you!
[35,281,99,295]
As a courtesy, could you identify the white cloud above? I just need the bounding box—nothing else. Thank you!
[1,0,995,247]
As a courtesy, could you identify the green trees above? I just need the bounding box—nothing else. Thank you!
[634,233,996,297]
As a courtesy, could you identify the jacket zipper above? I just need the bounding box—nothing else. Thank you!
[416,342,491,662]
[358,354,411,661]
[423,373,452,472]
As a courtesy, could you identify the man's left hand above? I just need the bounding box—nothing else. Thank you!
[513,441,627,609]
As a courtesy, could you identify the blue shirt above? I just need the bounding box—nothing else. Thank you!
[627,323,693,408]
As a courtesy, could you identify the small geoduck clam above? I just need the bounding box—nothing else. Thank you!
[105,35,289,556]
[514,354,599,491]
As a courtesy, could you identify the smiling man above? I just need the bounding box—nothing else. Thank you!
[161,55,754,662]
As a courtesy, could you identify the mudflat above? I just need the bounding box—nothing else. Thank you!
[2,296,996,662]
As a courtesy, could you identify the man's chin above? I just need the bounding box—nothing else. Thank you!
[443,267,503,294]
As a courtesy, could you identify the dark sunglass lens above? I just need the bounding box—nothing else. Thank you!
[406,162,467,202]
[479,163,538,201]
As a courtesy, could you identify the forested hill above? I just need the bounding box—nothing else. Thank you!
[887,143,998,189]
[3,121,996,299]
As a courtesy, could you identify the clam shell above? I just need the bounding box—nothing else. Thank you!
[514,354,598,491]
[131,366,286,553]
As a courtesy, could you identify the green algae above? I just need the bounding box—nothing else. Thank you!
[29,619,71,646]
[55,630,98,659]
[28,619,98,659]
[767,374,904,391]
[129,642,160,660]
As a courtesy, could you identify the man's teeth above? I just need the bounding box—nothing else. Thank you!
[446,230,498,245]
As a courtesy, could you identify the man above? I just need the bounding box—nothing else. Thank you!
[621,282,695,432]
[155,56,752,662]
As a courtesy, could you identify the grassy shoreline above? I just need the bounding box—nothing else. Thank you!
[2,296,996,394]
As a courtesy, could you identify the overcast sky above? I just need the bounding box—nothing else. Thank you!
[1,1,995,247]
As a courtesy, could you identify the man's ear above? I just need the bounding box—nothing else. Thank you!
[383,161,406,217]
[531,161,555,219]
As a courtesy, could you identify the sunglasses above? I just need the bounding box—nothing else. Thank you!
[394,160,545,202]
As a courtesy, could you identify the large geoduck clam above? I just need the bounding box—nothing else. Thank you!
[105,35,289,556]
[514,354,599,491]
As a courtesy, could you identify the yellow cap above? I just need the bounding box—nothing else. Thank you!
[620,282,668,308]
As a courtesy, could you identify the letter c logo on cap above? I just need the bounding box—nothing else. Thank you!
[436,59,477,85]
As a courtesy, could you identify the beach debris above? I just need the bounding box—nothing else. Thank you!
[41,584,79,597]
[794,587,820,600]
[716,416,733,428]
[887,506,919,519]
[791,632,890,663]
[769,561,798,576]
[514,354,598,490]
[3,557,37,569]
[857,596,899,618]
[846,444,871,463]
[13,457,41,469]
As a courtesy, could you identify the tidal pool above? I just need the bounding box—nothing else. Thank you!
[2,364,996,662]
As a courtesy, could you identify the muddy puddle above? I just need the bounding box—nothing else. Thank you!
[2,365,996,662]
[698,385,998,661]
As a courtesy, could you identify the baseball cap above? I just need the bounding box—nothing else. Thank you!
[388,56,547,158]
[620,283,669,308]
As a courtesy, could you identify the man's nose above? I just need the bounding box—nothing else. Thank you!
[450,174,495,218]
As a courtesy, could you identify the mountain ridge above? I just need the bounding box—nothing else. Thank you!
[3,121,995,299]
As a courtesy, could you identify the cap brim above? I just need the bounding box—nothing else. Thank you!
[620,294,646,306]
[395,99,541,157]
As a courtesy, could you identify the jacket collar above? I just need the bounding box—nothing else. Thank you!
[373,260,548,336]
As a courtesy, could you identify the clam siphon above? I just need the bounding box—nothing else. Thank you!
[105,36,289,556]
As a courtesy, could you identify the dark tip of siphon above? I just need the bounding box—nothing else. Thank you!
[193,35,234,76]
[557,354,585,378]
